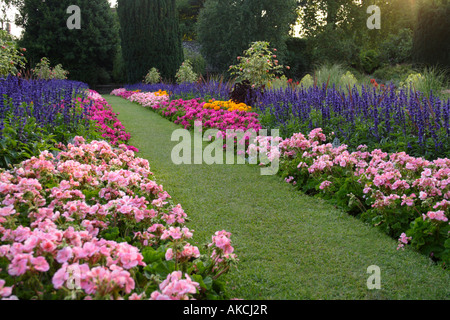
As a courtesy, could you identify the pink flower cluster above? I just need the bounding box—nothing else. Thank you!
[150,271,199,300]
[0,279,13,299]
[208,230,238,272]
[252,128,450,254]
[111,88,137,99]
[128,92,169,109]
[0,137,236,299]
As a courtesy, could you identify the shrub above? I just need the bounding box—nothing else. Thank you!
[359,49,381,74]
[228,41,286,88]
[183,47,206,76]
[0,30,26,77]
[144,67,161,84]
[284,37,311,80]
[380,28,413,65]
[339,71,358,89]
[299,74,314,88]
[399,72,424,90]
[175,60,198,84]
[372,64,416,84]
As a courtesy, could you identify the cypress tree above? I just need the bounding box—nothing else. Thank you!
[413,0,450,68]
[17,0,119,85]
[117,0,184,83]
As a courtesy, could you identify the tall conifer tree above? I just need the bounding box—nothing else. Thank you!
[17,0,118,85]
[117,0,183,83]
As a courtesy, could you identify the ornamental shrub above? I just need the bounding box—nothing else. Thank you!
[175,60,198,84]
[359,49,381,74]
[144,67,161,84]
[228,41,285,88]
[340,71,358,89]
[299,74,314,88]
[32,57,69,80]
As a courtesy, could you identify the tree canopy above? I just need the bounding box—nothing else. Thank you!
[197,0,298,73]
[117,0,184,83]
[16,0,119,85]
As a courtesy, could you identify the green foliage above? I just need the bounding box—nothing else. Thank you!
[283,37,311,80]
[379,28,413,65]
[197,0,298,73]
[299,74,314,88]
[298,1,417,68]
[339,71,358,88]
[0,30,26,77]
[229,41,284,88]
[17,0,118,86]
[372,64,416,84]
[112,45,127,83]
[177,0,206,40]
[407,216,450,265]
[144,67,162,84]
[313,63,348,87]
[175,60,198,84]
[0,115,57,169]
[183,46,206,76]
[118,0,184,82]
[32,57,69,80]
[307,28,360,67]
[0,95,101,169]
[359,49,380,74]
[267,75,290,90]
[413,0,450,68]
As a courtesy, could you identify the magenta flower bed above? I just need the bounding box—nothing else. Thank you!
[111,89,262,143]
[85,89,138,153]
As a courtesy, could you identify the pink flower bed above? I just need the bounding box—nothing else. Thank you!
[0,137,237,300]
[251,128,450,264]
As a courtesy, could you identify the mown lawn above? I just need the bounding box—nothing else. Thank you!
[104,94,449,300]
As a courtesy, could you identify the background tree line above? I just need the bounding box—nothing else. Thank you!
[1,0,448,86]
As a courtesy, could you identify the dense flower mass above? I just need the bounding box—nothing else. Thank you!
[0,138,237,300]
[251,128,450,264]
[111,89,262,142]
[128,91,170,108]
[0,76,91,167]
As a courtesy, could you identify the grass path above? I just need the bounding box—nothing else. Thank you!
[104,94,449,300]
